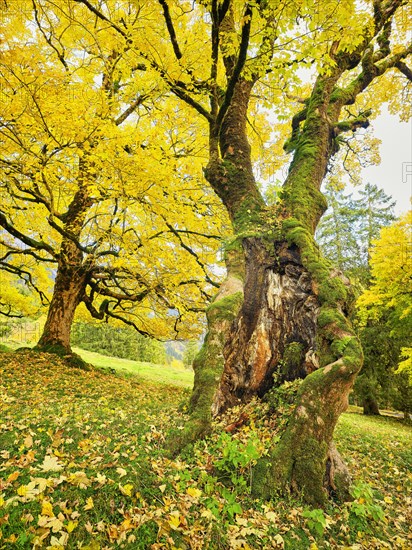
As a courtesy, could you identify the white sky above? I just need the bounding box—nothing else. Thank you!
[358,108,412,216]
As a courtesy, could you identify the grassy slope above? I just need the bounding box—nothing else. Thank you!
[72,348,194,388]
[1,342,194,388]
[0,350,411,550]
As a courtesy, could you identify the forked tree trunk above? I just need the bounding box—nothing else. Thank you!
[175,70,364,505]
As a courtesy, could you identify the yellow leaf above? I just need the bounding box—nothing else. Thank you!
[49,517,64,533]
[273,533,284,548]
[84,497,94,510]
[159,484,166,493]
[66,520,78,533]
[17,485,28,496]
[119,483,134,497]
[0,496,5,507]
[42,501,55,517]
[48,532,68,547]
[168,513,181,530]
[7,472,20,483]
[116,467,127,478]
[265,511,278,522]
[384,496,393,504]
[67,471,91,488]
[24,434,33,448]
[95,473,107,485]
[186,487,201,499]
[40,455,64,472]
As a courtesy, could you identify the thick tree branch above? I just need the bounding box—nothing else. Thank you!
[158,0,182,60]
[0,243,57,264]
[396,61,412,81]
[0,211,56,257]
[332,44,412,107]
[216,3,254,133]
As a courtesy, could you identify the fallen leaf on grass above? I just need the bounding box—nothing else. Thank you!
[66,520,78,533]
[67,471,91,488]
[84,496,94,510]
[41,500,55,517]
[119,483,134,497]
[40,455,63,472]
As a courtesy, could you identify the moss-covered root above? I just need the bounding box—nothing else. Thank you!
[252,339,361,507]
[165,272,244,457]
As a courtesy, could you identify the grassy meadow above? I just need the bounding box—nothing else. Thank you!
[0,349,411,549]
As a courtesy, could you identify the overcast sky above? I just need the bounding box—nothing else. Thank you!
[358,108,412,216]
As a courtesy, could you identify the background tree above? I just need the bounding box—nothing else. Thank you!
[316,181,395,282]
[316,182,396,415]
[71,322,167,363]
[316,182,363,275]
[183,340,201,368]
[0,1,225,355]
[357,212,412,420]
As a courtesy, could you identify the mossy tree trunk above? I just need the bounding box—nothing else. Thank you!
[182,67,365,505]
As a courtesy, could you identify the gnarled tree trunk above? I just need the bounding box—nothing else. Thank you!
[214,237,319,413]
[178,69,364,506]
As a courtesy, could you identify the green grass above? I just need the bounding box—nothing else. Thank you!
[72,347,194,388]
[2,340,194,387]
[1,349,411,550]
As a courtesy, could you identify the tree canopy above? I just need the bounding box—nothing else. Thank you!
[0,1,228,341]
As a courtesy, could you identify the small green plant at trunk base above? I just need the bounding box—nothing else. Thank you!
[302,508,327,538]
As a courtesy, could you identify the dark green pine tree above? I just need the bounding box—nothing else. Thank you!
[316,183,361,274]
[316,182,395,283]
[350,182,396,267]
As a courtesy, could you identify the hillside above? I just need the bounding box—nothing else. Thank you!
[0,350,411,549]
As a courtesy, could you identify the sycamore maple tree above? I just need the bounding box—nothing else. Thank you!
[0,1,226,352]
[1,0,411,506]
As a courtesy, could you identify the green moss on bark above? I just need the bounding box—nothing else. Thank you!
[206,292,243,323]
[166,284,244,456]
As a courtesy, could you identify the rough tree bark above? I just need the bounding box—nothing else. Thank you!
[36,240,88,354]
[36,186,93,355]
